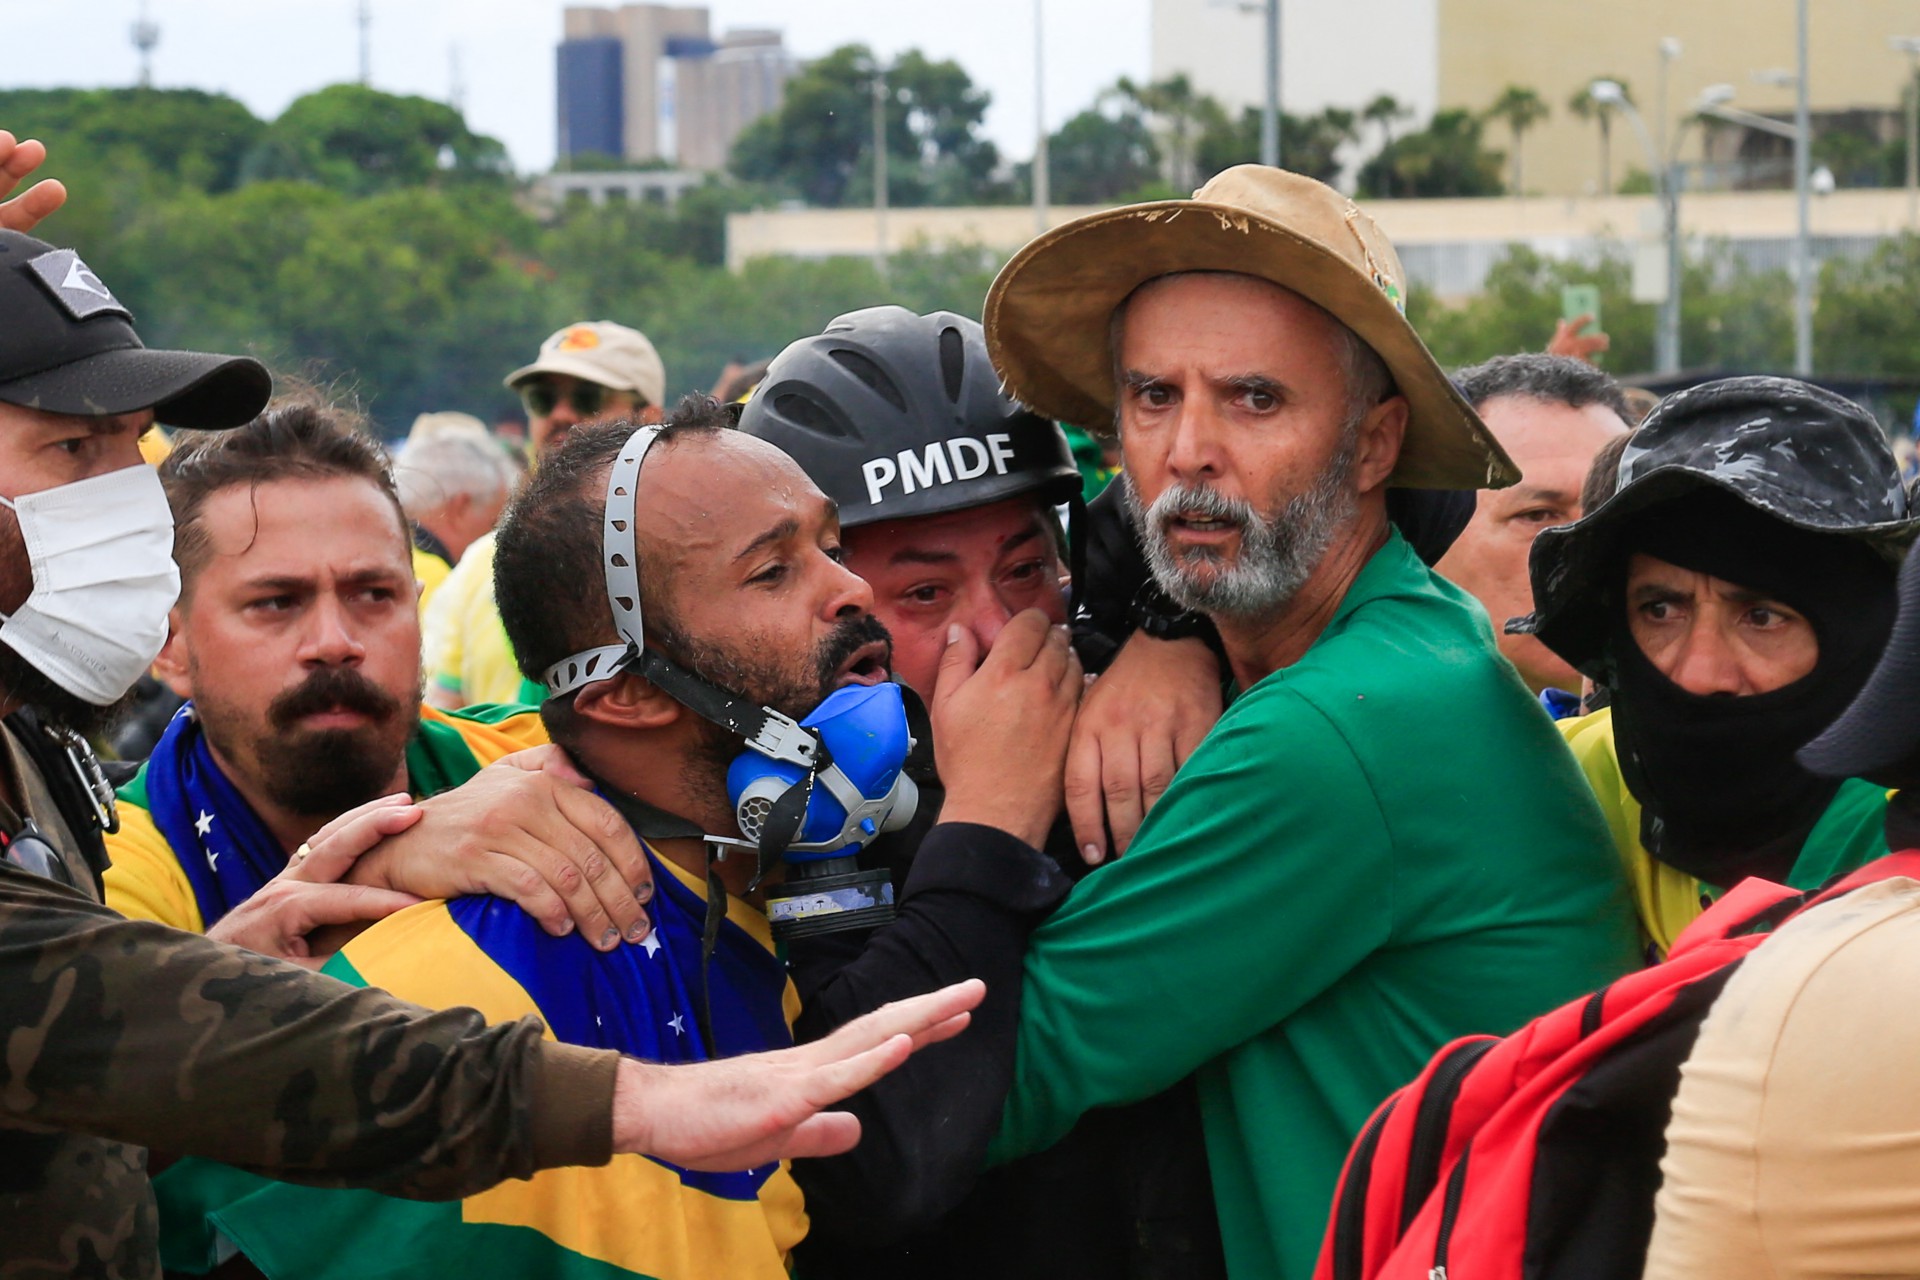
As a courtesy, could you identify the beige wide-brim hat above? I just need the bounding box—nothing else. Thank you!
[984,165,1519,490]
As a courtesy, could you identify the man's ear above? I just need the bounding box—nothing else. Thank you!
[1354,395,1410,496]
[572,671,682,732]
[151,605,192,700]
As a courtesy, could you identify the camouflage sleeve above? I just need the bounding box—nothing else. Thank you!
[0,863,618,1199]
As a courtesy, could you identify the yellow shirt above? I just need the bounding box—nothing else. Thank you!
[104,703,549,934]
[421,532,525,706]
[412,545,453,618]
[1559,708,1706,958]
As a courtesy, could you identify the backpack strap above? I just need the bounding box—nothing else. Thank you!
[1668,850,1920,959]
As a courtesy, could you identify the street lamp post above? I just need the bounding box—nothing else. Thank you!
[872,69,888,276]
[1894,38,1920,229]
[1033,0,1049,233]
[1261,0,1281,168]
[1593,78,1682,372]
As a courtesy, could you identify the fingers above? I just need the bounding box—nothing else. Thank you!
[906,1010,973,1051]
[933,621,983,709]
[807,980,985,1073]
[797,1031,919,1109]
[764,1112,863,1163]
[1064,722,1110,865]
[291,883,422,930]
[548,783,655,932]
[1099,739,1146,861]
[978,609,1050,670]
[1123,734,1181,857]
[0,134,65,234]
[294,796,420,884]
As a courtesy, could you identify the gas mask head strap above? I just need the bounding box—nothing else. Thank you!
[538,425,821,774]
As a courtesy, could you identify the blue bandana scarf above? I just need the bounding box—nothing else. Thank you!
[143,705,290,930]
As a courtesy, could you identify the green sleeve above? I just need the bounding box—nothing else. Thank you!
[989,684,1396,1162]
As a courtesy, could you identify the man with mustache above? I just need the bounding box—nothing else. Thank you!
[160,398,1081,1277]
[973,167,1639,1279]
[103,401,658,958]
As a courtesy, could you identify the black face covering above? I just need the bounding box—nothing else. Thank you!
[1608,491,1897,886]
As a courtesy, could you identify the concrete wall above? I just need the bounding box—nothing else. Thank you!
[726,188,1919,299]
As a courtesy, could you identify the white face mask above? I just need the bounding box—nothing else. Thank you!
[0,465,180,706]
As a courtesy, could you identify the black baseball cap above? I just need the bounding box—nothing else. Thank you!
[0,230,270,428]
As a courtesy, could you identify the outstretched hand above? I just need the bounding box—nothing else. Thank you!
[0,132,66,234]
[1547,314,1610,364]
[610,979,986,1170]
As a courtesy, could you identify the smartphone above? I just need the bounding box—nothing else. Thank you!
[1561,284,1601,336]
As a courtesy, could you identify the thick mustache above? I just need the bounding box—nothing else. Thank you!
[816,615,893,686]
[1151,484,1255,530]
[269,667,403,729]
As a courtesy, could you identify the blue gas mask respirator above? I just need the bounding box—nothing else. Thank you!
[541,425,917,944]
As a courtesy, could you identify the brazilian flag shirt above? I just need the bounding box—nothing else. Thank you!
[156,846,807,1279]
[105,702,548,933]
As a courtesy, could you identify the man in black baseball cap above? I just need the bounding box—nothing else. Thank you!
[1513,375,1920,957]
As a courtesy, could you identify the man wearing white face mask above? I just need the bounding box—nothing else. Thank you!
[0,212,992,1280]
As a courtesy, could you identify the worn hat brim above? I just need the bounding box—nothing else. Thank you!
[1800,547,1920,780]
[983,199,1518,491]
[504,353,660,406]
[0,346,271,429]
[1521,465,1920,679]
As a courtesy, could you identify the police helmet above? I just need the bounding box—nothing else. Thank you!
[738,307,1081,528]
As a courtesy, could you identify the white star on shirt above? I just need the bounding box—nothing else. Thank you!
[206,848,219,871]
[641,930,661,958]
[668,1013,686,1035]
[194,811,214,838]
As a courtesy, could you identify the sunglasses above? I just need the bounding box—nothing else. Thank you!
[1,817,76,888]
[520,380,635,420]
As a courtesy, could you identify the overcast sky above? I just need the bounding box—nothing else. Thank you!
[3,0,1153,173]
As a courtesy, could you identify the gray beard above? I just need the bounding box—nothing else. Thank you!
[1123,437,1358,622]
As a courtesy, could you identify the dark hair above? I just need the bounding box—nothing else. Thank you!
[1581,428,1636,515]
[494,395,731,733]
[1452,353,1633,424]
[160,399,406,596]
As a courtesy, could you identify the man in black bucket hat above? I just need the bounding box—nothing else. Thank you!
[1514,375,1920,957]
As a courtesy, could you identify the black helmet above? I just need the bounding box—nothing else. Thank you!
[738,306,1081,528]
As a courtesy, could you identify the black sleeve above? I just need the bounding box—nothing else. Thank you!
[787,821,1073,1247]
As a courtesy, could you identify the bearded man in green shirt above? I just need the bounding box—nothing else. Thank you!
[976,166,1640,1278]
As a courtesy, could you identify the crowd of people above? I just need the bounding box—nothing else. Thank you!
[5,124,1920,1280]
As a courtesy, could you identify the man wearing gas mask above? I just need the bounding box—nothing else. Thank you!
[1515,376,1920,958]
[0,168,985,1278]
[160,398,1081,1277]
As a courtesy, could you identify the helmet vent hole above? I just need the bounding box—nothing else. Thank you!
[938,326,966,404]
[772,392,849,438]
[830,348,907,413]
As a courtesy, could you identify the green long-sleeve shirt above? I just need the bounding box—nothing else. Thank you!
[989,532,1640,1279]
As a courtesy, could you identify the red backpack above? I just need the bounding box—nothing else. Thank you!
[1314,851,1920,1280]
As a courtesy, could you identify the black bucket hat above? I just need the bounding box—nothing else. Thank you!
[1800,544,1920,782]
[0,230,270,428]
[1513,376,1920,680]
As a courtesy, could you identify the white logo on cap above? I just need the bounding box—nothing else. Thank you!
[61,257,113,299]
[861,434,1017,506]
[26,249,131,322]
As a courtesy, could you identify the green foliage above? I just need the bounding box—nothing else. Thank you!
[1043,99,1162,204]
[1816,234,1920,376]
[1416,242,1793,376]
[245,85,512,195]
[1357,109,1505,199]
[1485,85,1549,194]
[1193,106,1359,187]
[0,88,265,194]
[729,45,1008,208]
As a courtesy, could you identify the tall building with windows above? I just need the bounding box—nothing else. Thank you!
[557,5,795,170]
[1151,0,1914,197]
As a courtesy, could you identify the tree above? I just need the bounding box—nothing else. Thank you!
[0,87,265,193]
[729,45,1008,208]
[1117,74,1221,192]
[1043,93,1162,204]
[1485,85,1549,195]
[1361,95,1413,194]
[1568,78,1630,195]
[1193,105,1358,187]
[1356,109,1504,199]
[245,85,511,195]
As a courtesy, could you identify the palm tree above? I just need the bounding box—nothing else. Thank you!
[1486,85,1549,196]
[1119,73,1210,192]
[1361,95,1412,195]
[1568,78,1631,195]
